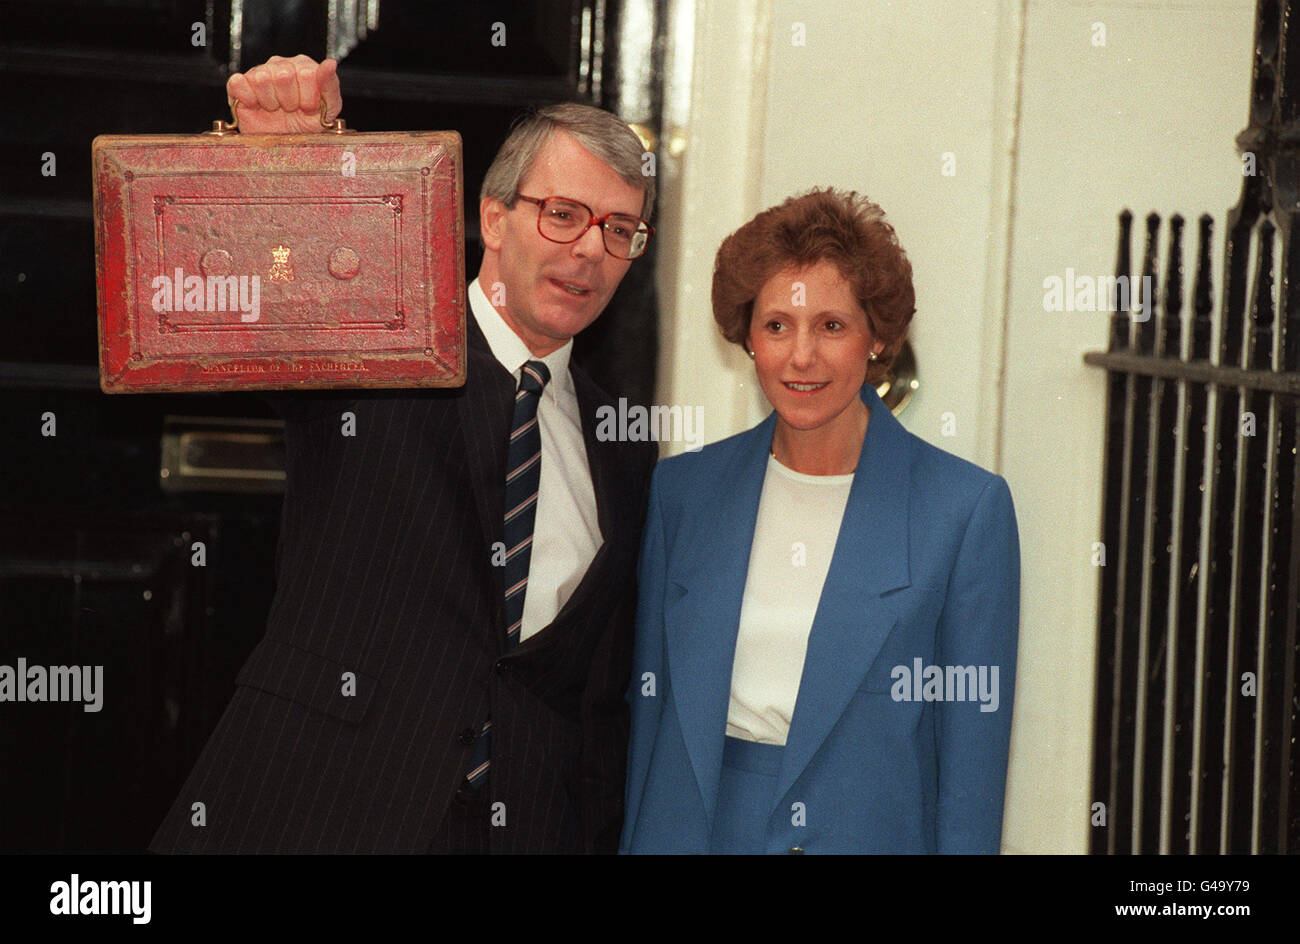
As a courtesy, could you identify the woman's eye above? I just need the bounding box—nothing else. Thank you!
[825,320,843,331]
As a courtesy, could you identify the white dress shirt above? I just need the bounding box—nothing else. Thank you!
[726,454,855,745]
[468,277,603,641]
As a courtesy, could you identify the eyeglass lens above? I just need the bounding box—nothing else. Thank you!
[537,198,649,259]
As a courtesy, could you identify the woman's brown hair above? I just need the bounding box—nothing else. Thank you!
[712,188,915,383]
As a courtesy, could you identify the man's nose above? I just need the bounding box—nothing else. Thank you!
[570,222,606,259]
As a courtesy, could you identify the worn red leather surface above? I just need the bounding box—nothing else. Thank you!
[93,130,465,392]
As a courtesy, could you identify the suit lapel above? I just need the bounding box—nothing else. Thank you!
[663,416,774,824]
[456,313,515,627]
[771,382,915,805]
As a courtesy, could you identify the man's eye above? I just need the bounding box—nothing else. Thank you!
[606,218,640,239]
[550,208,576,221]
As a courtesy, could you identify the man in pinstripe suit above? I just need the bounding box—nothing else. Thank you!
[150,55,658,853]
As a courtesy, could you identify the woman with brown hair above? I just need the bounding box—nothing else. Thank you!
[620,188,1020,853]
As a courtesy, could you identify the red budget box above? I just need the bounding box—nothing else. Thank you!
[92,126,465,392]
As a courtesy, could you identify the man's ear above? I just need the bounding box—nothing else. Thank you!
[480,196,508,252]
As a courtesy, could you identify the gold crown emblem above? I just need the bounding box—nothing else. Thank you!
[269,244,294,282]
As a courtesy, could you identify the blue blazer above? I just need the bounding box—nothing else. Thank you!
[620,381,1020,854]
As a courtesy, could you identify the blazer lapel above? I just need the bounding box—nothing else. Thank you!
[663,415,775,825]
[771,382,915,806]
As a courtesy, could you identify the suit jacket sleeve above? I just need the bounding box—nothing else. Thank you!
[934,474,1020,853]
[618,465,668,853]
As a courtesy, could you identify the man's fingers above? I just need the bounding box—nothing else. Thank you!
[317,59,342,121]
[271,61,300,114]
[226,72,259,111]
[223,55,337,130]
[296,66,317,118]
[245,67,280,112]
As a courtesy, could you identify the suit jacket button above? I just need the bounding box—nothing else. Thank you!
[458,728,477,745]
[495,660,510,674]
[787,846,804,854]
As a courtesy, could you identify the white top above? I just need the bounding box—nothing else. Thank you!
[726,454,855,745]
[468,277,603,641]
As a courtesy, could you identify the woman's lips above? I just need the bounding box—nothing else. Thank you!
[783,381,829,394]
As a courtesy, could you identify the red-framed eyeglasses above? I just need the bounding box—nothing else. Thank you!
[515,194,654,260]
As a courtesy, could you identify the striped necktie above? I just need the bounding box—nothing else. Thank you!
[465,359,550,788]
[502,359,551,647]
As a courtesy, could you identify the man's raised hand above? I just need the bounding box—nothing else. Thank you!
[225,55,343,134]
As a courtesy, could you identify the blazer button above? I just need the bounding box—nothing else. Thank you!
[787,846,805,855]
[495,660,510,674]
[458,728,477,745]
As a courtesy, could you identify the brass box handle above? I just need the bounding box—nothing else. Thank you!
[208,97,349,135]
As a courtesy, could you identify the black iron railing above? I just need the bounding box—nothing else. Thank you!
[1084,0,1298,854]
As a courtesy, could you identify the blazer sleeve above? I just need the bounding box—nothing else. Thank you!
[934,474,1020,853]
[618,465,668,853]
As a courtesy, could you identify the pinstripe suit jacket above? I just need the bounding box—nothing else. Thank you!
[149,316,657,853]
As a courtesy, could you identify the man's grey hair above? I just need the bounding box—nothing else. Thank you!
[481,102,655,219]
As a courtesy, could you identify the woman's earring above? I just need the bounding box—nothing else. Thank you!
[868,350,879,362]
[746,348,755,359]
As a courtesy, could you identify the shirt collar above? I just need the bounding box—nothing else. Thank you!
[468,277,574,394]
